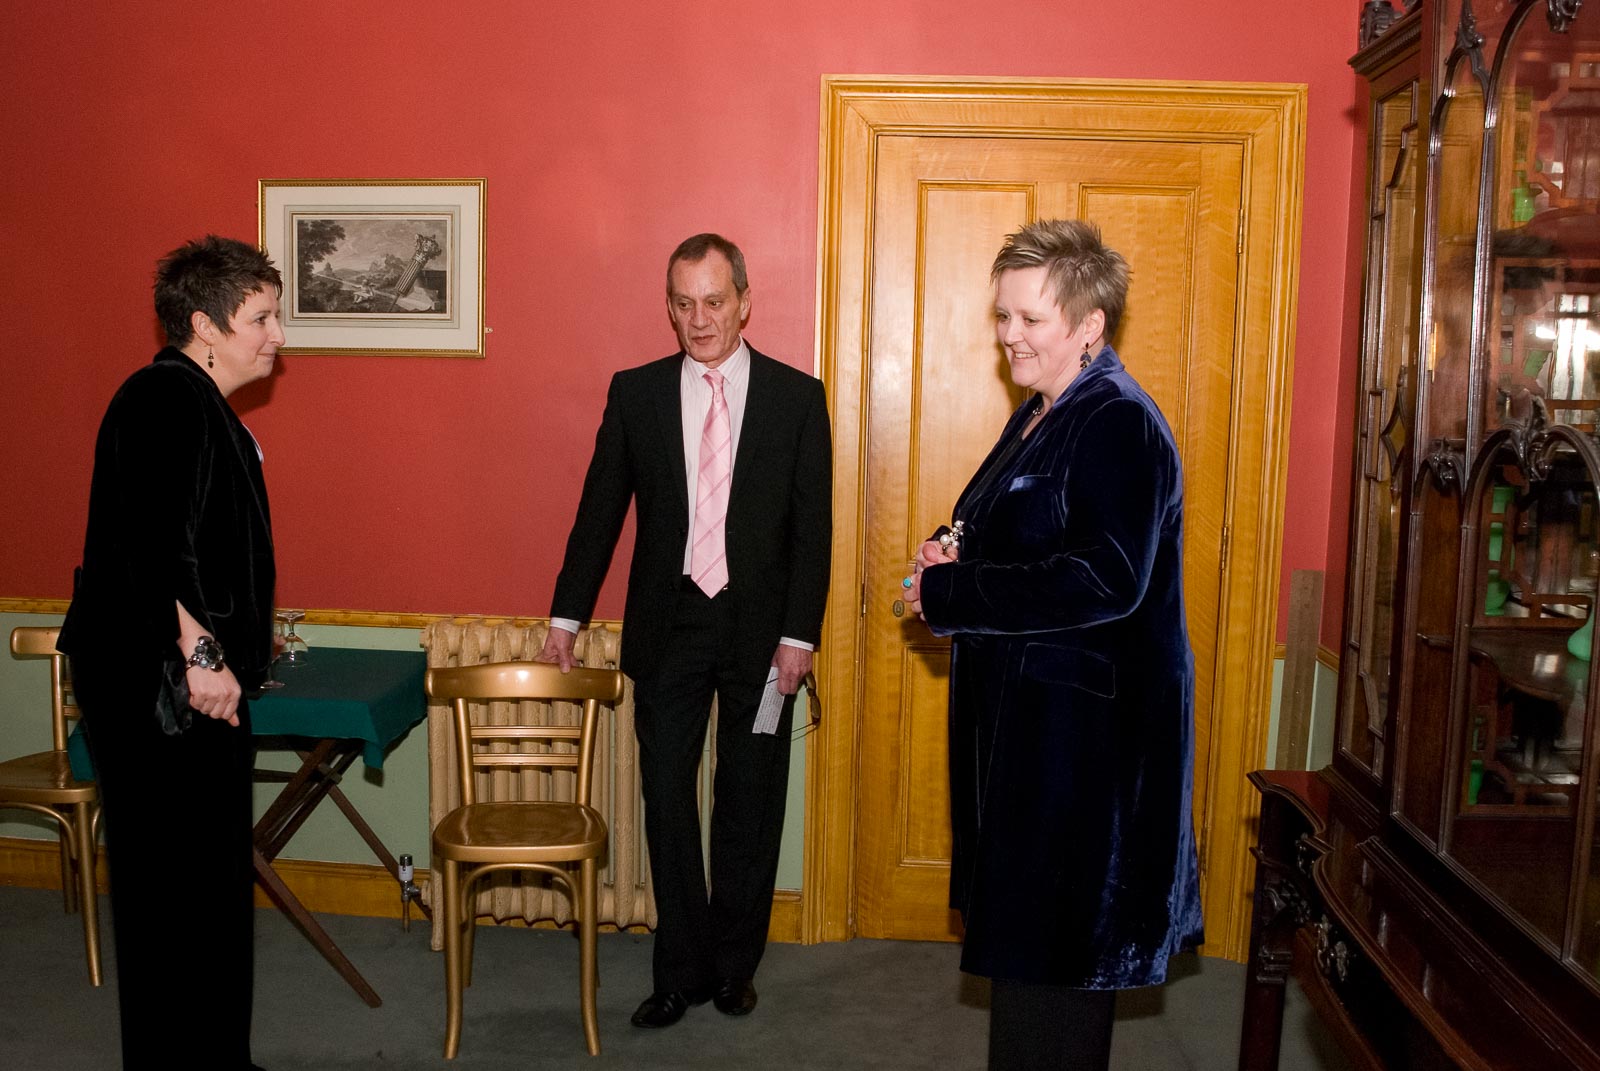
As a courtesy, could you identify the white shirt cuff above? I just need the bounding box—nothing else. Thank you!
[549,618,582,635]
[778,637,813,652]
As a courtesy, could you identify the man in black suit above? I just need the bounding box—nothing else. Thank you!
[538,233,831,1028]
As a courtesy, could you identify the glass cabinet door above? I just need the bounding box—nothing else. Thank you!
[1341,76,1423,782]
[1431,51,1491,446]
[1437,0,1600,974]
[1400,48,1492,843]
[1452,440,1593,947]
[1487,1,1600,981]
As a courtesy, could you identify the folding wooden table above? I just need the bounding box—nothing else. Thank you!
[248,646,430,1007]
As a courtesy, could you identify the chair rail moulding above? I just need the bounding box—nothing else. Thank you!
[257,178,486,358]
[809,75,1305,960]
[0,602,617,633]
[0,598,72,615]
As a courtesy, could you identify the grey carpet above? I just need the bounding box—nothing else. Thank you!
[0,886,1350,1069]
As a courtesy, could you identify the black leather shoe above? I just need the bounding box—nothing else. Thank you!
[631,985,713,1028]
[713,977,758,1015]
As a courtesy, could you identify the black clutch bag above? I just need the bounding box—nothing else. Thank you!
[154,655,195,736]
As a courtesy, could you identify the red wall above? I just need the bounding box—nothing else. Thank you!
[0,0,1362,640]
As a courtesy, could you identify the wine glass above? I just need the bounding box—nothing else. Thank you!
[277,609,309,669]
[258,651,286,690]
[259,609,295,689]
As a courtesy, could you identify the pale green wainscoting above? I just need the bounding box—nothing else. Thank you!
[0,611,808,915]
[1263,647,1341,772]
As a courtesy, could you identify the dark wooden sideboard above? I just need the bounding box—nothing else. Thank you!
[1239,769,1595,1070]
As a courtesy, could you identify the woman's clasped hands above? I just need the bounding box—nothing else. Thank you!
[903,536,959,618]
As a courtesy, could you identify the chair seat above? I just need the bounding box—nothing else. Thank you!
[0,751,97,805]
[434,802,607,864]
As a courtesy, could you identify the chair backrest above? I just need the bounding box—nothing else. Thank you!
[424,661,626,809]
[9,626,77,753]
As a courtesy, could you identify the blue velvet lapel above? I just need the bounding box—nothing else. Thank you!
[652,354,690,518]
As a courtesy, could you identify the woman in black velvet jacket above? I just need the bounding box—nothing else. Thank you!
[58,235,281,1070]
[905,220,1203,1071]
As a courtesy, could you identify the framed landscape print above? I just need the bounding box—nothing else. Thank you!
[258,178,485,356]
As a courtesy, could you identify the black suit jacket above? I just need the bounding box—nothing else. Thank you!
[550,346,832,681]
[59,348,277,690]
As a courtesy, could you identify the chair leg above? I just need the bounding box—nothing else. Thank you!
[461,870,477,988]
[579,858,600,1056]
[74,802,102,987]
[55,818,77,914]
[442,859,463,1059]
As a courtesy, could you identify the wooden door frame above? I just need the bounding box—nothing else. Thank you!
[800,76,1306,962]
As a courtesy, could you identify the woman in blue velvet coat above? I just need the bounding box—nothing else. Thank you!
[905,219,1203,1070]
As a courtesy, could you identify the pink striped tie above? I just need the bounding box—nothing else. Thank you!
[691,370,731,596]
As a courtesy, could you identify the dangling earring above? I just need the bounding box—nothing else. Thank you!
[1079,341,1092,370]
[207,346,214,369]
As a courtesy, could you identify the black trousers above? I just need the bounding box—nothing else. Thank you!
[630,582,797,992]
[72,655,257,1071]
[988,979,1116,1071]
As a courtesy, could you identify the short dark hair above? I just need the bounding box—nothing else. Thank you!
[991,219,1130,339]
[154,235,283,346]
[667,233,748,294]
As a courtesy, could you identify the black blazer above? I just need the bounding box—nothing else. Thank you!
[550,347,832,680]
[59,348,277,689]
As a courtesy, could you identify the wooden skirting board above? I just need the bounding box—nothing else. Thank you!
[0,834,111,894]
[0,835,804,940]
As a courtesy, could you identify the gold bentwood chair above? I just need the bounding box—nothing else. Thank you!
[3,627,102,985]
[425,661,625,1059]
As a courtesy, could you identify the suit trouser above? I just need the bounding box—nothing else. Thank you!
[71,654,257,1071]
[988,979,1115,1071]
[631,581,797,992]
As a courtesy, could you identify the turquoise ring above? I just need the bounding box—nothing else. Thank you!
[902,576,913,589]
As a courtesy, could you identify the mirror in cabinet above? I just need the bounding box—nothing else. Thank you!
[1487,248,1600,431]
[1455,437,1596,949]
[1485,9,1600,438]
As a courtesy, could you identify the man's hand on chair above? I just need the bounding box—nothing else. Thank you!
[535,627,577,673]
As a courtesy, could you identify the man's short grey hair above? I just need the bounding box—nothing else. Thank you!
[991,219,1129,339]
[668,233,749,294]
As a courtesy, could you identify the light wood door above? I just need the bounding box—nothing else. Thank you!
[856,135,1243,939]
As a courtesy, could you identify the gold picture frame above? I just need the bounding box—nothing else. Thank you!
[258,178,485,357]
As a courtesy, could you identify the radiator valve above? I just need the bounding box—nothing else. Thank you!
[398,853,422,932]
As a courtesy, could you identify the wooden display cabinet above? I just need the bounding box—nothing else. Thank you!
[1241,3,1600,1068]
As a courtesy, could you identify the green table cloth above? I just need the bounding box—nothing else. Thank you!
[248,646,425,768]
